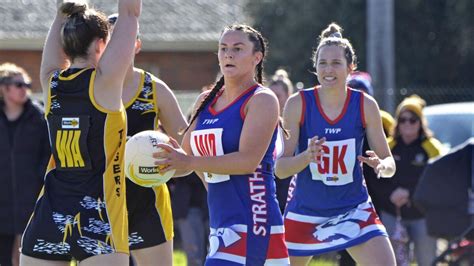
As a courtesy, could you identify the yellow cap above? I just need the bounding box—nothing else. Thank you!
[380,110,395,135]
[395,94,426,118]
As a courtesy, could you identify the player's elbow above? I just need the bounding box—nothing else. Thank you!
[274,163,291,179]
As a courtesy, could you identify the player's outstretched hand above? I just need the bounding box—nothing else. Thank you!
[357,150,385,178]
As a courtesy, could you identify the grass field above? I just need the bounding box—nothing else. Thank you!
[172,250,338,266]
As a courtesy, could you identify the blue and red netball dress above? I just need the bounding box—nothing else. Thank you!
[284,87,387,256]
[190,85,289,266]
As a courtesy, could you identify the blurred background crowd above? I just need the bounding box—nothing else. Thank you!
[1,0,472,265]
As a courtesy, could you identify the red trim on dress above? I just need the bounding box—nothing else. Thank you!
[359,90,366,128]
[208,84,259,116]
[266,233,289,259]
[314,87,352,125]
[299,90,307,126]
[240,85,262,119]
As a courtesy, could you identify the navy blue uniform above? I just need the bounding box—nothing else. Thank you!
[124,69,173,249]
[21,68,128,261]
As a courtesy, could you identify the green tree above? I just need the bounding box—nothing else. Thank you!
[395,0,474,87]
[247,0,474,103]
[246,0,366,87]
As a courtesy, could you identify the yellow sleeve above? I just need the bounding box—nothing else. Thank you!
[422,137,443,159]
[387,136,397,150]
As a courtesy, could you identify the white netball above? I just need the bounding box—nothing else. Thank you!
[124,130,175,187]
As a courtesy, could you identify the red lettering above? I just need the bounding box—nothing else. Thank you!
[317,145,330,174]
[332,145,347,174]
[195,134,217,156]
[195,135,207,156]
[208,134,216,156]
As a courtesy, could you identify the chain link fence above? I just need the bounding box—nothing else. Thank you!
[393,86,473,107]
[32,86,472,117]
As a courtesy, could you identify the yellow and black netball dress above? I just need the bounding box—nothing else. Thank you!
[125,69,173,250]
[21,68,128,261]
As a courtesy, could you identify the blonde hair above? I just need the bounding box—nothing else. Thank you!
[0,63,31,84]
[268,69,294,96]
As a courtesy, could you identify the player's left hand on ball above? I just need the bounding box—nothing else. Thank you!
[154,142,190,173]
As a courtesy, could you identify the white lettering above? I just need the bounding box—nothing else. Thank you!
[325,128,342,134]
[203,118,219,125]
[249,170,267,236]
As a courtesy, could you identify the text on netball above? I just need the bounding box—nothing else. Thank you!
[149,135,159,148]
[249,170,267,236]
[138,166,160,174]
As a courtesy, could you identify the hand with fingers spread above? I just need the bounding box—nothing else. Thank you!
[357,150,385,178]
[153,137,191,174]
[305,136,326,165]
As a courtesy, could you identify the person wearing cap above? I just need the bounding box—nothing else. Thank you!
[0,63,50,266]
[337,71,396,266]
[347,71,394,136]
[376,95,443,266]
[108,13,187,266]
[346,72,395,212]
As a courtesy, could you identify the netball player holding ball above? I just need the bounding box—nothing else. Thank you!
[153,24,289,265]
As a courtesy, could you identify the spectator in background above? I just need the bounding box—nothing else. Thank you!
[338,71,396,266]
[346,71,394,138]
[268,69,294,116]
[267,69,294,213]
[377,95,443,266]
[0,63,50,266]
[347,71,395,209]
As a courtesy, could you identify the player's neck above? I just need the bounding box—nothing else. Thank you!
[318,86,347,108]
[222,78,256,100]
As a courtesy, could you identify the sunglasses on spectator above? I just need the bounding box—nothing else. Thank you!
[10,81,31,89]
[398,117,418,124]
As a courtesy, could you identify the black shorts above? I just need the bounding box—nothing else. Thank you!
[127,179,173,250]
[21,176,129,261]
